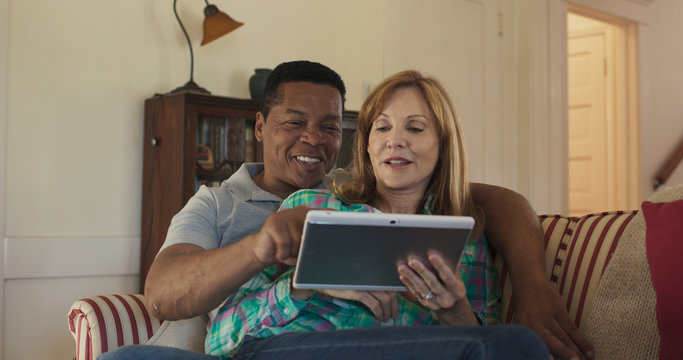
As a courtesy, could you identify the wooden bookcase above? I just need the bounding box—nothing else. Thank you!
[140,92,357,290]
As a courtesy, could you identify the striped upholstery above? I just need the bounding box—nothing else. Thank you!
[496,211,638,327]
[67,212,638,358]
[67,294,163,360]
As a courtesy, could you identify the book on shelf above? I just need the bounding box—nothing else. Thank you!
[226,118,246,164]
[196,116,253,170]
[196,144,213,168]
[213,120,223,168]
[245,126,255,163]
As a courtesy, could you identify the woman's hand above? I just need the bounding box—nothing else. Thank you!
[290,280,399,322]
[397,251,478,325]
[320,289,399,322]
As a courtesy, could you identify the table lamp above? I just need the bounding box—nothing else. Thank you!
[169,0,243,94]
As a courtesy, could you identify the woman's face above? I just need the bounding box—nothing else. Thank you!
[368,86,440,195]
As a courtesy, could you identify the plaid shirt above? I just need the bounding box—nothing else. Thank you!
[206,189,500,358]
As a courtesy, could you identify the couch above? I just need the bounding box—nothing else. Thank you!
[68,185,683,360]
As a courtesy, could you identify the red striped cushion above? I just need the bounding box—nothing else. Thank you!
[67,294,162,360]
[497,212,637,326]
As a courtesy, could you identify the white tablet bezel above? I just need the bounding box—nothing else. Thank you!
[292,210,474,291]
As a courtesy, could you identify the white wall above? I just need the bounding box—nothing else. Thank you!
[0,0,8,356]
[382,0,509,186]
[568,0,683,196]
[2,0,683,359]
[640,0,683,193]
[0,1,382,359]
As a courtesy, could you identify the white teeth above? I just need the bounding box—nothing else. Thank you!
[296,156,321,163]
[387,160,408,164]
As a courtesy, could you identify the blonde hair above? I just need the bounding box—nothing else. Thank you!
[329,70,483,236]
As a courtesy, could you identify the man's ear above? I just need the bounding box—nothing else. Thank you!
[254,112,265,142]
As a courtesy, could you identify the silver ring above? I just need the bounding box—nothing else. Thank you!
[423,291,434,300]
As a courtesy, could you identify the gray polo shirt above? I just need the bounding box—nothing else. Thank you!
[161,163,287,253]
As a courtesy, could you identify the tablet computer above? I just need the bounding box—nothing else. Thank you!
[292,210,474,291]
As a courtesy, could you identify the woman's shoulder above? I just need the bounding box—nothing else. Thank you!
[280,188,377,213]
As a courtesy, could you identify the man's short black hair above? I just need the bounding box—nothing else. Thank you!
[260,60,346,120]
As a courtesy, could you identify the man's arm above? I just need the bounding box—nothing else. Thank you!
[144,206,311,320]
[471,183,594,360]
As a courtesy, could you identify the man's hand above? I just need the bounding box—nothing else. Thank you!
[514,281,594,360]
[250,206,311,266]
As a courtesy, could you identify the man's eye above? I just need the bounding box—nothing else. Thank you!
[325,126,341,133]
[286,121,304,127]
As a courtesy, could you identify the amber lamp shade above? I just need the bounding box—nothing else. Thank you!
[201,5,243,45]
[169,0,243,94]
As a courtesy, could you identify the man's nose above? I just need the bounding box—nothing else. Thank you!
[300,126,324,146]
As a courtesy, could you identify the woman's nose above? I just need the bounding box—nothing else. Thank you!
[386,129,406,148]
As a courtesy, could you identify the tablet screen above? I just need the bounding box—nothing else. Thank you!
[293,211,474,291]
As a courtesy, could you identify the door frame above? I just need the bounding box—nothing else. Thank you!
[524,0,644,213]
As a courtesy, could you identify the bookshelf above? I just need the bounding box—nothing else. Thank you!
[140,92,358,290]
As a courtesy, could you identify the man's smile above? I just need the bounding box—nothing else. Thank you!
[294,155,322,164]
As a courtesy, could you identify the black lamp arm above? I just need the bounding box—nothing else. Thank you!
[173,0,195,82]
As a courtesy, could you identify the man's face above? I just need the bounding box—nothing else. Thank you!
[254,82,343,198]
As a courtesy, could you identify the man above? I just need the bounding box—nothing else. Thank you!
[144,61,592,359]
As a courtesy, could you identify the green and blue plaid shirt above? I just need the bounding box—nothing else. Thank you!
[206,189,501,358]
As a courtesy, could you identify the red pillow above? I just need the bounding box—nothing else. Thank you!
[642,199,683,360]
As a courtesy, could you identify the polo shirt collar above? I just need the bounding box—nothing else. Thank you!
[227,163,324,202]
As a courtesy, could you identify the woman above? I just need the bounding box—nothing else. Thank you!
[294,68,498,312]
[202,71,546,359]
[274,70,499,325]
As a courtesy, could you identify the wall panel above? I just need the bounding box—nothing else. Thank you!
[382,0,508,186]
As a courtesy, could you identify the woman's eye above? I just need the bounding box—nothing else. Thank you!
[408,127,424,133]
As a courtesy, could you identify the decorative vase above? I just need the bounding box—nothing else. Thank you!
[249,68,272,100]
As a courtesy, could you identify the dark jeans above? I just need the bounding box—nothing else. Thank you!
[99,325,548,360]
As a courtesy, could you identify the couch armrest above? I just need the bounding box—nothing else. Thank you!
[68,294,162,360]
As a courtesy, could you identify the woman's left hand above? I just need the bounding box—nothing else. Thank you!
[397,251,477,325]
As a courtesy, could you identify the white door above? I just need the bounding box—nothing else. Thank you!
[568,28,609,215]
